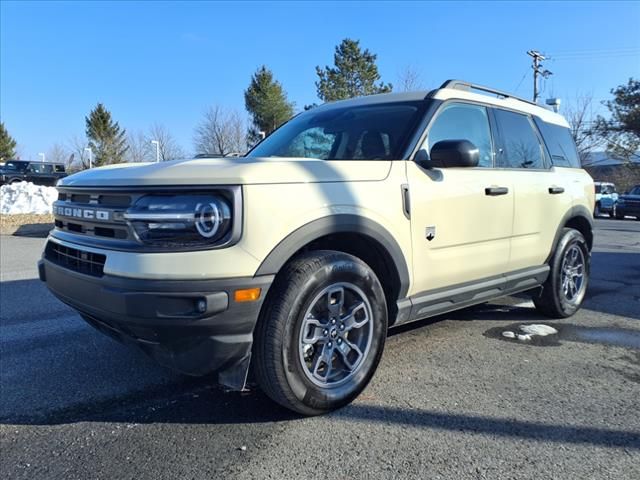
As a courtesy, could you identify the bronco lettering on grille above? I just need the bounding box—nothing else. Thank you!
[54,205,111,221]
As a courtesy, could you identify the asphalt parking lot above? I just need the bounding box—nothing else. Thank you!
[1,219,639,480]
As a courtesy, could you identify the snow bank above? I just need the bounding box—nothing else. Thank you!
[0,182,59,215]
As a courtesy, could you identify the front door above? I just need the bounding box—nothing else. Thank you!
[407,101,514,295]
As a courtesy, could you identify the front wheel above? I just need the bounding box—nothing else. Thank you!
[533,228,590,318]
[254,251,388,415]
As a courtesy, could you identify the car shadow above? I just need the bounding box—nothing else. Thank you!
[2,276,639,452]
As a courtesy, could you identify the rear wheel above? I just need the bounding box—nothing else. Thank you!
[533,228,589,318]
[594,202,601,217]
[254,251,387,415]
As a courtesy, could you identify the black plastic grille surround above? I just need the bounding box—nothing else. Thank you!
[45,242,106,277]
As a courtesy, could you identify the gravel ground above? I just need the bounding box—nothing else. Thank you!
[0,214,53,236]
[0,219,639,480]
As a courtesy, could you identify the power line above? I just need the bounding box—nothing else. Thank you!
[513,69,529,94]
[548,46,640,56]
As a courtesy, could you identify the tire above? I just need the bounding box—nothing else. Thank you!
[594,202,601,217]
[254,250,388,415]
[533,228,590,318]
[615,206,625,220]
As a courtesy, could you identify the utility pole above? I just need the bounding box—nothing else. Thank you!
[527,50,552,103]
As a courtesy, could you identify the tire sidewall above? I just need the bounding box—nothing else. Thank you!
[281,254,387,412]
[551,229,590,316]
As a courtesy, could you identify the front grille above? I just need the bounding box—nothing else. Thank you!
[53,188,136,242]
[45,242,106,277]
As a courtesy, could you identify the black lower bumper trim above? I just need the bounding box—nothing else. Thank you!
[39,259,273,387]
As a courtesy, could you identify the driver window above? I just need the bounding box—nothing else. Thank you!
[424,103,493,167]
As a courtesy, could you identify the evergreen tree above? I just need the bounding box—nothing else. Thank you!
[0,122,17,161]
[316,38,392,102]
[85,103,128,166]
[244,66,294,143]
[595,78,640,161]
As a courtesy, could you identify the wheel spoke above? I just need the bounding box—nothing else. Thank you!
[311,343,333,381]
[342,301,369,332]
[336,338,363,371]
[327,286,345,316]
[301,315,326,345]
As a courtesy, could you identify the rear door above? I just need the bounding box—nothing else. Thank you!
[492,109,572,271]
[407,101,514,294]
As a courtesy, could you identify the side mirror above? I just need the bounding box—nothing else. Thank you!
[430,140,479,168]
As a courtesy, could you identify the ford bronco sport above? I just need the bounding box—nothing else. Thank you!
[39,80,594,415]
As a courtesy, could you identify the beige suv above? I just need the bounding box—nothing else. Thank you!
[39,80,594,415]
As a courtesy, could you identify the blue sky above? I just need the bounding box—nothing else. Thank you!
[1,0,639,160]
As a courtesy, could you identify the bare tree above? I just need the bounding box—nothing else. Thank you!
[193,106,246,157]
[564,94,604,165]
[126,130,152,163]
[397,65,425,92]
[47,143,69,165]
[67,135,91,170]
[147,123,185,161]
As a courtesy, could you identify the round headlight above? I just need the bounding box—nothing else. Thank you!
[195,201,223,238]
[125,193,232,247]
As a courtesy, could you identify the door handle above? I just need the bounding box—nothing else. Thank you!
[485,186,509,196]
[548,186,565,194]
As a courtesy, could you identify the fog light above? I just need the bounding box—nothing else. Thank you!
[196,299,207,313]
[234,288,261,303]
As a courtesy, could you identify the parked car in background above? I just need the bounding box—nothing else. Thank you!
[614,185,640,220]
[594,181,618,217]
[0,160,67,186]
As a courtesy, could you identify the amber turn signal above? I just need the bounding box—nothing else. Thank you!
[234,288,261,302]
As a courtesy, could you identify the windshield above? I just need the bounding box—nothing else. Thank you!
[2,161,28,171]
[247,101,424,160]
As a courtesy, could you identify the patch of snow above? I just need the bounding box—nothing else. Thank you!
[501,324,559,342]
[0,182,58,214]
[520,324,558,336]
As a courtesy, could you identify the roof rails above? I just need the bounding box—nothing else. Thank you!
[439,79,540,107]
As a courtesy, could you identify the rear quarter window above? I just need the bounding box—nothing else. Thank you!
[534,118,581,168]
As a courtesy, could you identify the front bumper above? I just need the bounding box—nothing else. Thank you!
[38,258,273,390]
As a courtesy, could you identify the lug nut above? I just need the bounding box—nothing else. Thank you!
[328,342,333,348]
[323,329,329,336]
[339,324,345,331]
[331,319,336,325]
[337,338,342,345]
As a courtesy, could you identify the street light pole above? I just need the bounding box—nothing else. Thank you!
[84,147,93,169]
[38,153,45,162]
[151,140,160,163]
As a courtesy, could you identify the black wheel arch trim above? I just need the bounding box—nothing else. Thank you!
[254,214,410,299]
[546,205,594,263]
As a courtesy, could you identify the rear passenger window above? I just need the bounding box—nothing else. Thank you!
[494,109,545,169]
[426,103,493,167]
[533,118,581,168]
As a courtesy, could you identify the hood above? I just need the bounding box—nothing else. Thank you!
[58,157,392,187]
